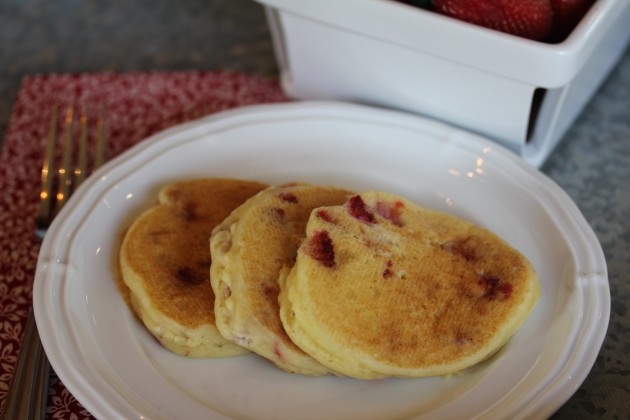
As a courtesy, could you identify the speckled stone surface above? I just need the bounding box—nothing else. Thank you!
[0,0,278,142]
[1,0,628,418]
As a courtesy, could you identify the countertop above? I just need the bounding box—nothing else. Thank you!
[1,0,628,418]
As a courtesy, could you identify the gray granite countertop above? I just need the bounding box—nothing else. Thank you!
[1,0,628,418]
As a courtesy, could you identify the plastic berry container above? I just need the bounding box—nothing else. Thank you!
[256,0,630,166]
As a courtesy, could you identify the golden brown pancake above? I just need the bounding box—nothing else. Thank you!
[210,183,352,374]
[119,178,267,357]
[279,191,540,379]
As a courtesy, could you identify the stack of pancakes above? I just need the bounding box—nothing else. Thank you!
[119,179,540,379]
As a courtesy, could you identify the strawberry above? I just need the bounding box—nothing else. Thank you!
[433,0,554,41]
[549,0,595,42]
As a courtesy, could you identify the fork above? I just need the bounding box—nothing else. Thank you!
[35,104,106,237]
[1,104,106,420]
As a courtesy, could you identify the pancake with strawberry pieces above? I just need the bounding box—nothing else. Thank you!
[279,191,540,379]
[119,178,267,357]
[210,183,351,375]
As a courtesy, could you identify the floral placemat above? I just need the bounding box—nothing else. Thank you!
[0,71,287,418]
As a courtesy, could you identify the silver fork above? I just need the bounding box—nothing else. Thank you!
[1,104,106,420]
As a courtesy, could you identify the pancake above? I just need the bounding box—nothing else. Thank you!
[210,183,352,375]
[119,178,267,357]
[279,191,540,379]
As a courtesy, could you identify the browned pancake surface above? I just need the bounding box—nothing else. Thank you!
[122,179,267,329]
[282,191,539,377]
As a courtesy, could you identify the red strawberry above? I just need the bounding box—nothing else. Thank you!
[549,0,595,42]
[433,0,554,41]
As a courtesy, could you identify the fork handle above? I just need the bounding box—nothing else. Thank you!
[1,310,50,420]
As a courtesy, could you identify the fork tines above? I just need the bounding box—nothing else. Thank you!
[35,104,106,238]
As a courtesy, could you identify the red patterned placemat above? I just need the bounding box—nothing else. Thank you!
[0,71,288,418]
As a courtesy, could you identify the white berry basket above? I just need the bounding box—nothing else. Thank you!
[256,0,630,167]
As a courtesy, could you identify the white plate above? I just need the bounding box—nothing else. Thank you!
[34,102,609,419]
